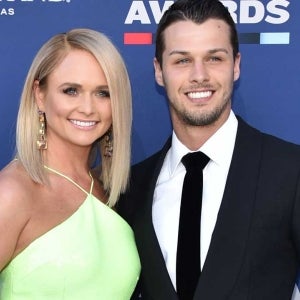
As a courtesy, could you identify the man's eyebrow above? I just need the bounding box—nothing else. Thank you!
[208,48,229,54]
[168,48,229,56]
[168,50,189,56]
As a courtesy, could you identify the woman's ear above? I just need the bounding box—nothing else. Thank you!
[33,80,46,111]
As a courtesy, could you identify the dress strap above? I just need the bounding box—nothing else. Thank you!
[44,165,94,196]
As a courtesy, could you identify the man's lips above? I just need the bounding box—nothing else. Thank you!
[186,90,213,99]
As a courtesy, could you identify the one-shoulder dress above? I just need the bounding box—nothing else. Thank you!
[0,166,141,300]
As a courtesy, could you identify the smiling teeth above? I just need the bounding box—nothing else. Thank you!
[70,120,96,127]
[188,91,212,99]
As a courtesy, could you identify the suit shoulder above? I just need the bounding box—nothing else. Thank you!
[261,131,300,157]
[131,137,171,174]
[238,116,300,157]
[118,150,165,222]
[132,150,162,172]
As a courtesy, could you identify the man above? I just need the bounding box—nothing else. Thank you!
[118,0,300,299]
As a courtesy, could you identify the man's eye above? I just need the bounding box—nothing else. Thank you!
[209,56,222,62]
[63,87,77,95]
[176,58,190,64]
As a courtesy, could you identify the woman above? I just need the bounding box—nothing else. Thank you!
[0,28,140,299]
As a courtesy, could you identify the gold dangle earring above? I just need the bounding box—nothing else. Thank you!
[104,129,113,157]
[37,110,47,150]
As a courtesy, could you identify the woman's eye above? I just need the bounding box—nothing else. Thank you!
[96,90,110,98]
[63,87,77,95]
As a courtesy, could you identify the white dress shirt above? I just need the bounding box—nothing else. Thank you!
[152,111,238,289]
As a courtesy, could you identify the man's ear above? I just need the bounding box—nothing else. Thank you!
[233,53,241,82]
[33,80,46,111]
[153,58,164,87]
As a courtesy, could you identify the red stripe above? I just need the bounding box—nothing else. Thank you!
[124,32,152,45]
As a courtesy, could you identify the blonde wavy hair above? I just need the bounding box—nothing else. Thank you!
[16,28,132,207]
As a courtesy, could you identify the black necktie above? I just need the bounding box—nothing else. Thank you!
[176,151,210,300]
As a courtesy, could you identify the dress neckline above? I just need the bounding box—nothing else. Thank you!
[44,165,94,196]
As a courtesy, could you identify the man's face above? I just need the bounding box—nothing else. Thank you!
[154,19,240,130]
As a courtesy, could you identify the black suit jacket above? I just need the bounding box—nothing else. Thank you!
[119,117,300,300]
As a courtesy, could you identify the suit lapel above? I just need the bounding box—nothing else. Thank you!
[194,118,263,299]
[135,119,263,299]
[134,138,178,299]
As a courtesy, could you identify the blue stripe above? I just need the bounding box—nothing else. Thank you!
[260,32,290,44]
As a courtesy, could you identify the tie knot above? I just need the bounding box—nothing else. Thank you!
[181,151,210,171]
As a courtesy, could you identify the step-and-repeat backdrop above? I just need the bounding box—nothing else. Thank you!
[0,1,299,297]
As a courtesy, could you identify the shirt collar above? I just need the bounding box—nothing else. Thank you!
[168,110,238,176]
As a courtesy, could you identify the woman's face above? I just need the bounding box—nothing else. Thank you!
[35,49,112,151]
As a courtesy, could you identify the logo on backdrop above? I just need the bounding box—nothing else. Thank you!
[123,0,290,45]
[0,0,71,17]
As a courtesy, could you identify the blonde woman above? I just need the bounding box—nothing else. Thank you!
[0,28,140,299]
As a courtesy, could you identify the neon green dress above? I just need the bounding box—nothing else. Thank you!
[0,167,140,300]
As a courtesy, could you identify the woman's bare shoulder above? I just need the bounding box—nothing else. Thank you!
[0,160,36,270]
[0,160,34,199]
